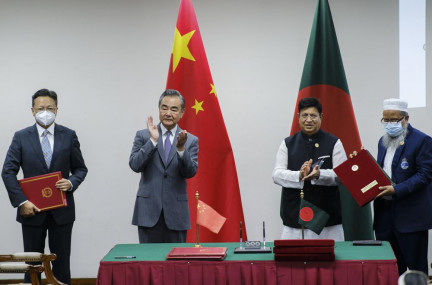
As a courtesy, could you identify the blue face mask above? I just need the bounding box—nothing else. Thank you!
[384,122,404,137]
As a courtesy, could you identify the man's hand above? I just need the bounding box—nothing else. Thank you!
[147,116,159,143]
[349,146,365,158]
[376,185,395,198]
[176,130,188,151]
[19,201,40,217]
[303,165,320,181]
[56,179,72,192]
[299,159,312,180]
[349,150,358,158]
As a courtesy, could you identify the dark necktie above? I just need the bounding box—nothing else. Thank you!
[164,130,172,163]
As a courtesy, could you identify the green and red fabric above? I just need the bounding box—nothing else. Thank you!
[299,199,330,235]
[291,0,373,240]
[166,0,247,242]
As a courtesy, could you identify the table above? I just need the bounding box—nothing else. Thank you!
[96,242,398,285]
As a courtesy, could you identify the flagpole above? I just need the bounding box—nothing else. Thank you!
[300,189,305,240]
[195,191,201,248]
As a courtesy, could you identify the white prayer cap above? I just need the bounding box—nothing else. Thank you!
[383,98,408,112]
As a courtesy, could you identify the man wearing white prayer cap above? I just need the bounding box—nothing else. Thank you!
[374,98,432,275]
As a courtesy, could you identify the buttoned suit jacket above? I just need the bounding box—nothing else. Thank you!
[129,124,198,231]
[374,124,432,233]
[2,123,88,226]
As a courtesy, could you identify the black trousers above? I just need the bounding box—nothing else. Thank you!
[22,212,73,285]
[138,211,186,243]
[375,228,428,275]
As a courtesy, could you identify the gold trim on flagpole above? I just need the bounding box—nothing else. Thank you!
[300,189,305,240]
[195,191,201,247]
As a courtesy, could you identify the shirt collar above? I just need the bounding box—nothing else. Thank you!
[36,123,55,137]
[160,124,178,136]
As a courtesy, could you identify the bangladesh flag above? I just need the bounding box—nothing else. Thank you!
[291,0,373,240]
[298,199,330,235]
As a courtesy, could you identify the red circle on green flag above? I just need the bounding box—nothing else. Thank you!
[300,207,314,222]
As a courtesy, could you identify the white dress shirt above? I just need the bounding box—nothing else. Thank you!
[272,138,347,241]
[36,123,55,151]
[151,124,184,158]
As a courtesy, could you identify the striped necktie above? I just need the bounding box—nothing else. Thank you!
[41,129,52,167]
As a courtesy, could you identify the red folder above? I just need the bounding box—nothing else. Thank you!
[273,246,334,254]
[273,239,335,261]
[334,149,393,207]
[18,172,67,211]
[274,252,335,261]
[274,239,334,247]
[166,247,227,260]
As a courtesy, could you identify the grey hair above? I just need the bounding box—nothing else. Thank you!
[158,89,185,110]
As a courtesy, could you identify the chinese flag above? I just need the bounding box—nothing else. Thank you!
[291,0,373,240]
[166,0,247,242]
[197,200,227,234]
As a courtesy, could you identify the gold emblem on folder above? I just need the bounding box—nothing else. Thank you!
[351,165,359,171]
[41,187,53,198]
[315,143,319,148]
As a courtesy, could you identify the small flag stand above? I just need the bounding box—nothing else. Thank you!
[300,189,305,240]
[195,191,201,248]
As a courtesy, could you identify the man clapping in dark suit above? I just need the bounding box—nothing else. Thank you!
[129,89,198,243]
[2,89,88,284]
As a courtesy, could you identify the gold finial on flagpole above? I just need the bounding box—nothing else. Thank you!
[300,189,305,240]
[195,191,201,248]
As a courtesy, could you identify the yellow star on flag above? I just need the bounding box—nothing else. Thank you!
[191,99,204,115]
[171,27,196,72]
[209,83,217,97]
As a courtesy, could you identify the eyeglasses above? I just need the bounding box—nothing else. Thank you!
[34,107,57,113]
[299,113,320,121]
[381,117,405,124]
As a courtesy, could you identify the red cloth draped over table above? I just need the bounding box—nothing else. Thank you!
[96,259,397,285]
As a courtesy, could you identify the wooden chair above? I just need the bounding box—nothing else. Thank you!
[0,262,44,285]
[0,252,65,285]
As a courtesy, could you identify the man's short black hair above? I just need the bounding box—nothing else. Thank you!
[298,97,322,114]
[32,89,58,107]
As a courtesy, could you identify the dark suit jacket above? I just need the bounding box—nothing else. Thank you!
[2,124,88,225]
[129,124,198,231]
[374,124,432,233]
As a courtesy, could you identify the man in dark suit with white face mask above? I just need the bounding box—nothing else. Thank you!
[2,88,88,284]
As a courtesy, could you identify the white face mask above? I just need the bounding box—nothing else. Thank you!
[35,111,56,126]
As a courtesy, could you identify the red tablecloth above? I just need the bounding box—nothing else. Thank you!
[97,259,398,285]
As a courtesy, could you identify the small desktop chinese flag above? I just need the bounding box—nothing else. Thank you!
[298,199,330,235]
[197,200,226,234]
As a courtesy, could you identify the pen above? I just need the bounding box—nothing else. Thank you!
[114,256,136,259]
[263,221,266,249]
[240,221,243,249]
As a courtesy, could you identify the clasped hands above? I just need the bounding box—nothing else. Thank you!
[299,159,320,181]
[349,148,395,198]
[147,116,187,151]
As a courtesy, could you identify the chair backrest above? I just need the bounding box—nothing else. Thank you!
[0,262,44,285]
[0,252,65,285]
[398,270,429,285]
